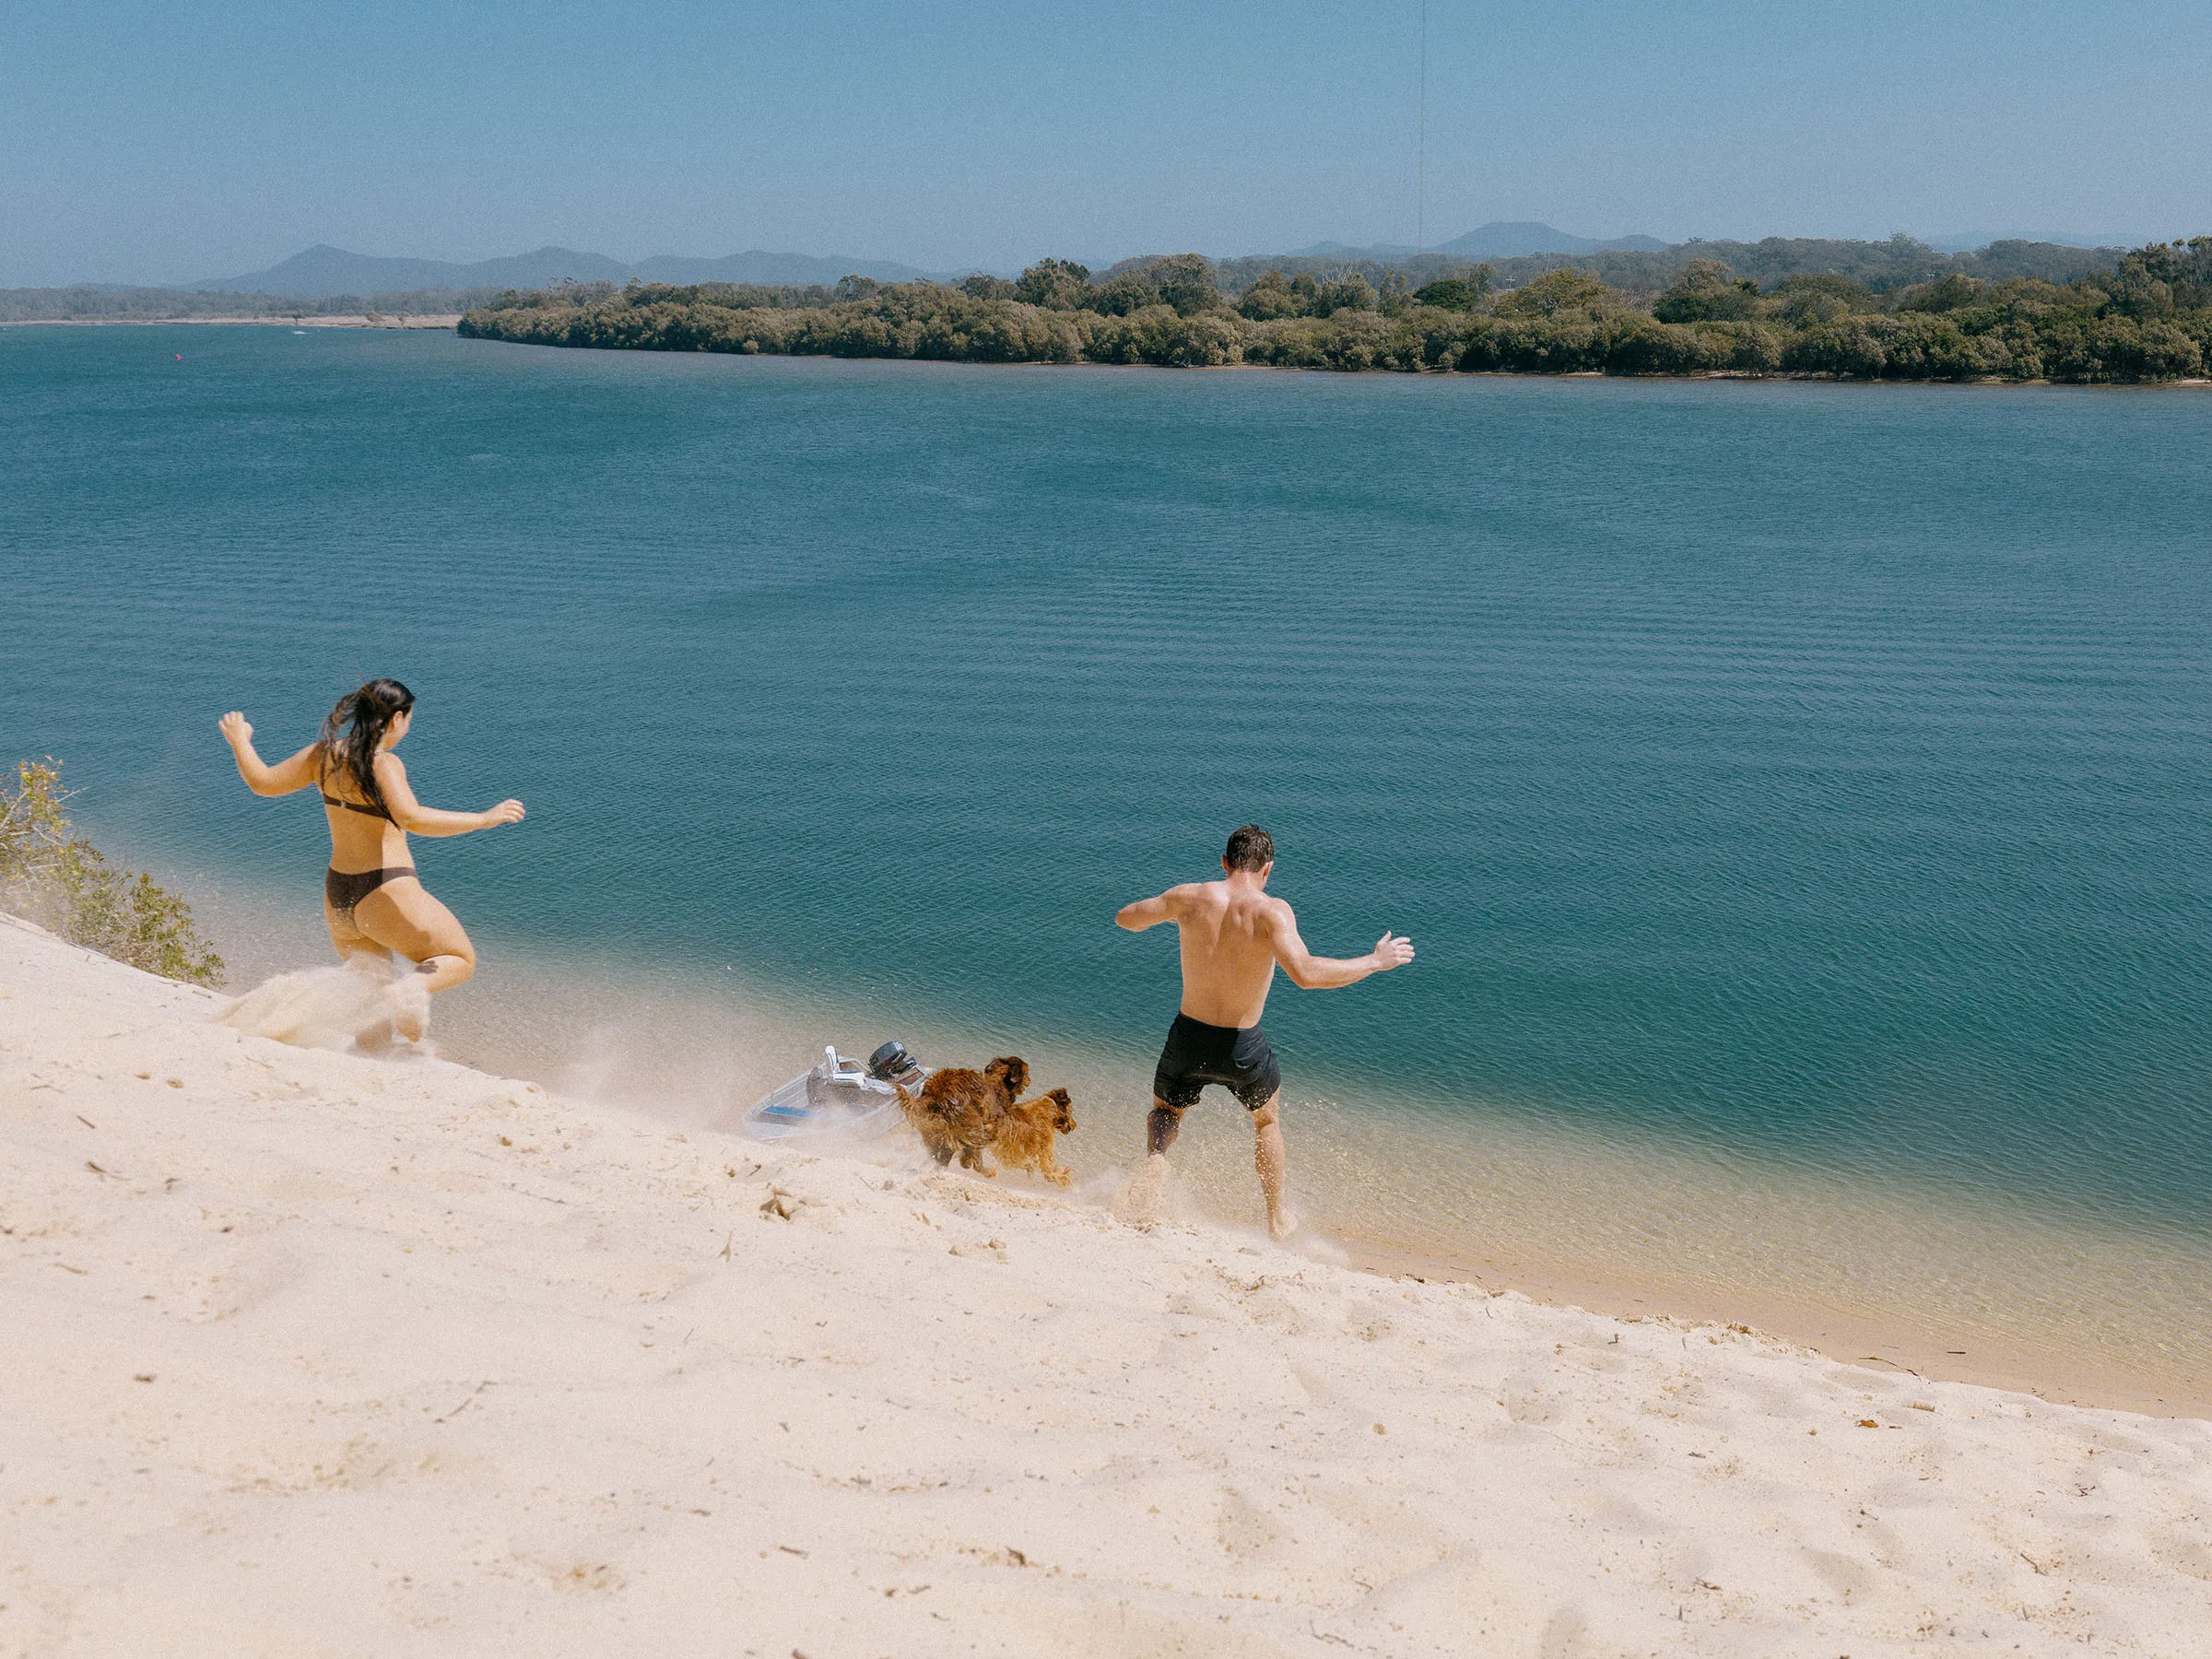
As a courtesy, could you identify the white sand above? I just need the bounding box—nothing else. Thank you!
[5,914,2211,1656]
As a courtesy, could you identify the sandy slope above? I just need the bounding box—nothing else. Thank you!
[3,915,2210,1657]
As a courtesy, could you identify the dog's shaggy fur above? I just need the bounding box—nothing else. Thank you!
[897,1055,1030,1174]
[983,1087,1077,1187]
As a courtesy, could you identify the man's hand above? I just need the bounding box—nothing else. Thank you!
[1371,931,1415,971]
[218,712,253,748]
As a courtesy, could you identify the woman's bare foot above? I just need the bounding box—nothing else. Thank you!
[387,970,432,1042]
[1267,1204,1302,1242]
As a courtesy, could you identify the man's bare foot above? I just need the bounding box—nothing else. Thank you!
[1267,1205,1301,1242]
[387,972,431,1042]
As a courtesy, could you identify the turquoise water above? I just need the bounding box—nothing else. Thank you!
[6,325,2211,1377]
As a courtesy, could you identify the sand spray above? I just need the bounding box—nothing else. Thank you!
[213,959,410,1052]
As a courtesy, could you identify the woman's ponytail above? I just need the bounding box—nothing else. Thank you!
[318,678,415,815]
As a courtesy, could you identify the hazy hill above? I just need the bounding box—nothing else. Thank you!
[1276,223,1666,262]
[187,243,942,298]
[1923,231,2147,254]
[626,251,948,286]
[1431,221,1668,257]
[1282,240,1418,258]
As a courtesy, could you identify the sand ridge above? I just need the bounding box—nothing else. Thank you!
[4,912,2210,1656]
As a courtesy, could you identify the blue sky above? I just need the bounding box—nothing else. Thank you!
[4,0,2206,285]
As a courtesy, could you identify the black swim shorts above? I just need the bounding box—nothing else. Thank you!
[1152,1012,1282,1112]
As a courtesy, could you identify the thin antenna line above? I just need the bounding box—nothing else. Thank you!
[1417,0,1428,252]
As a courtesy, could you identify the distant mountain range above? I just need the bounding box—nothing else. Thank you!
[184,226,1672,300]
[182,243,953,299]
[1277,222,1671,261]
[164,224,2173,304]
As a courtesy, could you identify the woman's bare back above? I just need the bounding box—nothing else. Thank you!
[319,760,413,873]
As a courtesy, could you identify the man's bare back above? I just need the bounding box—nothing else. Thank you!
[1114,824,1413,1238]
[1165,877,1294,1028]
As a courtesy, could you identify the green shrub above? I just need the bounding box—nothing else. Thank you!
[1604,320,1728,375]
[1241,316,1332,368]
[1882,314,1983,380]
[0,759,224,986]
[1312,277,1379,317]
[1401,306,1476,369]
[1411,277,1485,312]
[1488,319,1608,373]
[1782,318,1896,378]
[1653,259,1763,324]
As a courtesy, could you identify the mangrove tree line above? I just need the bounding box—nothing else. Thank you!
[457,239,2212,383]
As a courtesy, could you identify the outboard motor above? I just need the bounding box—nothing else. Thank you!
[867,1040,924,1088]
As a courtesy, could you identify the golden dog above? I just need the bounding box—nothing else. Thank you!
[897,1055,1030,1174]
[984,1088,1077,1186]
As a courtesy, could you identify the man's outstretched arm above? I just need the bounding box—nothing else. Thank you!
[1268,904,1415,990]
[1115,886,1186,932]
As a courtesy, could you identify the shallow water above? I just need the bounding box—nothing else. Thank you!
[6,325,2210,1397]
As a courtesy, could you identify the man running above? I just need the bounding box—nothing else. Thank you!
[1114,824,1414,1239]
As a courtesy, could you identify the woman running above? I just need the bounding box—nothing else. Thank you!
[218,678,524,1041]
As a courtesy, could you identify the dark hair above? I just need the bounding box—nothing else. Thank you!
[1224,824,1275,872]
[319,678,414,816]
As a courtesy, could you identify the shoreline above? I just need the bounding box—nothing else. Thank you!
[8,911,2212,1651]
[1262,1120,2212,1421]
[1339,1235,2212,1422]
[164,877,2212,1426]
[0,314,462,329]
[416,993,2212,1420]
[11,321,2212,386]
[461,331,2212,390]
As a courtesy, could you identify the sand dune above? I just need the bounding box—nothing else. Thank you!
[4,912,2210,1656]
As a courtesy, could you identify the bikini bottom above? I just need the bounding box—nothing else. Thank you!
[324,865,417,916]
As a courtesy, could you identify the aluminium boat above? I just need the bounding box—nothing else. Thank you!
[736,1040,927,1144]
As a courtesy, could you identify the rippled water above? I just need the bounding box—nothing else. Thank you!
[6,325,2209,1397]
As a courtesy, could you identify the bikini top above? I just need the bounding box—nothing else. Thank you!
[320,781,394,821]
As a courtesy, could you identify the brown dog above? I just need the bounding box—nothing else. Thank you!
[897,1055,1030,1174]
[983,1088,1077,1187]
